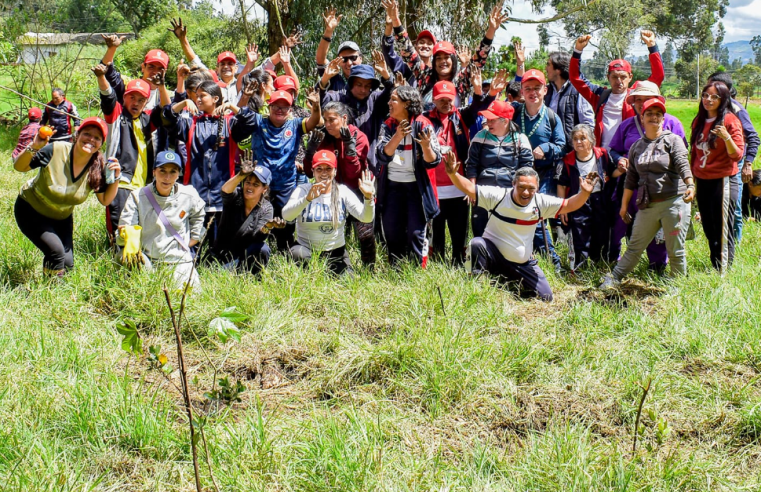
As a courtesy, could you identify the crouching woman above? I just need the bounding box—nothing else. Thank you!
[118,150,206,290]
[282,150,376,275]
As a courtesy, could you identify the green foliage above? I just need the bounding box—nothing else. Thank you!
[117,320,143,356]
[751,35,761,66]
[674,54,721,98]
[107,0,176,36]
[208,306,247,343]
[204,376,245,404]
[148,344,173,373]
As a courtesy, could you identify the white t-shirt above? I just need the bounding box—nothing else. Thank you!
[600,92,626,149]
[281,183,374,252]
[478,185,566,264]
[576,155,602,193]
[387,135,416,183]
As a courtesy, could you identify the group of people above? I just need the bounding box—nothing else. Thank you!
[11,4,759,300]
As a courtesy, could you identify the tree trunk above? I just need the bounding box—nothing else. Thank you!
[265,0,291,56]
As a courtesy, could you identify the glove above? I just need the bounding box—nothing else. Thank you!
[304,128,326,165]
[339,126,357,157]
[120,225,145,267]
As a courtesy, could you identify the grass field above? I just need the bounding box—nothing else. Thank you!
[0,101,760,490]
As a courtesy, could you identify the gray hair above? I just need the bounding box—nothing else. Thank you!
[513,167,539,184]
[571,124,595,146]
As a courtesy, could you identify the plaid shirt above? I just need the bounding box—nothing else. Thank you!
[12,122,41,159]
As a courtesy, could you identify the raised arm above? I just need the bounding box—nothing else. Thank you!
[557,173,597,215]
[640,30,664,87]
[304,90,322,133]
[317,8,342,66]
[570,35,603,107]
[169,18,205,69]
[444,151,476,201]
[100,34,126,66]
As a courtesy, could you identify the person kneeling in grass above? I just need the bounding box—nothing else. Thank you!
[444,152,598,301]
[118,151,206,290]
[282,150,376,276]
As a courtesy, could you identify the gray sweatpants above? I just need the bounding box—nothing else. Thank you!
[612,195,691,280]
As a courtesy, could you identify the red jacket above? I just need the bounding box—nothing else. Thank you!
[569,46,664,143]
[303,124,369,190]
[690,112,745,179]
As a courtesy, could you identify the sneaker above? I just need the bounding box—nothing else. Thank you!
[599,274,620,290]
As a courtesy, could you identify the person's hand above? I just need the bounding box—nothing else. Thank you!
[559,213,568,226]
[742,162,753,183]
[683,186,695,203]
[107,157,122,179]
[694,212,701,223]
[305,89,320,110]
[617,157,629,173]
[444,151,460,175]
[177,59,190,79]
[620,206,631,223]
[279,45,291,65]
[323,57,342,81]
[358,169,376,199]
[147,71,165,87]
[284,30,303,49]
[575,34,592,51]
[457,46,472,67]
[101,34,126,49]
[306,181,330,202]
[514,40,525,67]
[91,63,108,77]
[371,50,389,79]
[213,103,232,117]
[640,30,656,48]
[183,99,199,115]
[322,7,342,33]
[168,17,187,41]
[381,0,399,20]
[470,65,482,91]
[414,126,434,149]
[488,4,509,33]
[242,78,259,98]
[245,44,260,65]
[264,218,286,230]
[489,68,509,96]
[239,149,255,175]
[396,119,412,138]
[339,125,353,142]
[580,171,599,194]
[710,125,731,142]
[393,71,407,88]
[532,147,545,160]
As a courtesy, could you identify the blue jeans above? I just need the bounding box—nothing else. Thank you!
[733,172,743,246]
[533,167,562,269]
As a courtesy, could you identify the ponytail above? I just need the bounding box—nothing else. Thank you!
[330,178,340,230]
[88,152,105,191]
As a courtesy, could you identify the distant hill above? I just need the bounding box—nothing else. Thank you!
[724,40,755,64]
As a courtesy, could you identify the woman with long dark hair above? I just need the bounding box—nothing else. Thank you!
[13,117,121,276]
[690,80,744,271]
[375,86,441,266]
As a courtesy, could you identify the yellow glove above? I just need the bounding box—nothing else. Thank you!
[120,225,144,267]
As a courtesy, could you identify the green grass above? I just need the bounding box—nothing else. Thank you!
[1,130,761,490]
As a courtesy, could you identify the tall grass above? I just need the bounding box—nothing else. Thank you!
[0,135,760,490]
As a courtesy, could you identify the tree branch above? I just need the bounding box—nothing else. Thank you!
[508,0,599,24]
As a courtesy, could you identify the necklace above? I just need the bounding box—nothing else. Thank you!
[521,104,546,140]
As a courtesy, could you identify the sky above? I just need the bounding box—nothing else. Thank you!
[218,0,761,58]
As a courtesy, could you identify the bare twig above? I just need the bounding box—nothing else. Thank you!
[0,84,83,120]
[632,377,652,458]
[436,286,446,316]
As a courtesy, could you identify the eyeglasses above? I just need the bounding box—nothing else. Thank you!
[341,55,359,63]
[701,93,721,101]
[270,105,291,113]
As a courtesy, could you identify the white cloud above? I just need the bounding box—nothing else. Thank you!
[723,0,761,43]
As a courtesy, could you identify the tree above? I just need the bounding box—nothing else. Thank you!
[107,0,175,37]
[674,54,720,97]
[537,24,550,50]
[751,35,761,66]
[735,63,761,106]
[662,42,676,70]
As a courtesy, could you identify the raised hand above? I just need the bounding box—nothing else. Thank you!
[279,45,291,65]
[242,79,259,98]
[514,40,525,66]
[284,30,303,49]
[168,18,187,41]
[488,4,509,33]
[457,46,472,67]
[381,0,399,20]
[489,68,509,95]
[444,151,460,175]
[396,119,412,138]
[184,99,199,115]
[393,71,407,88]
[358,169,376,199]
[640,30,656,48]
[101,34,126,48]
[371,50,389,79]
[324,57,342,80]
[470,65,482,91]
[306,89,321,110]
[575,35,592,51]
[239,149,255,175]
[414,126,434,148]
[306,181,330,202]
[91,63,108,77]
[322,7,343,33]
[339,125,352,141]
[246,44,260,65]
[213,103,231,117]
[580,171,599,193]
[147,71,165,87]
[34,126,56,148]
[177,59,190,79]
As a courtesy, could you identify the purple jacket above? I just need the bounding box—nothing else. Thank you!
[609,113,686,163]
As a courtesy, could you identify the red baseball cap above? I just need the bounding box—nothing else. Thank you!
[78,116,108,139]
[313,150,337,168]
[274,75,298,93]
[607,58,631,73]
[642,97,666,114]
[479,99,514,120]
[417,30,437,44]
[269,90,293,106]
[217,51,237,64]
[522,68,546,86]
[433,81,456,101]
[124,79,151,98]
[28,107,42,120]
[143,49,168,69]
[265,68,277,79]
[432,41,456,56]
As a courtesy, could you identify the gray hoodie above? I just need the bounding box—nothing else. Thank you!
[625,131,692,202]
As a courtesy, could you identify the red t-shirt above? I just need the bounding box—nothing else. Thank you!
[690,112,744,180]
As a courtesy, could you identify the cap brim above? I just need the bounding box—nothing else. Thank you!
[218,56,237,64]
[479,110,500,120]
[521,76,545,86]
[433,93,456,101]
[156,162,183,174]
[269,96,292,106]
[251,171,270,185]
[124,88,150,99]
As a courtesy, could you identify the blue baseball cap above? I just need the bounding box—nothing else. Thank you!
[348,64,380,91]
[154,151,183,174]
[251,165,271,186]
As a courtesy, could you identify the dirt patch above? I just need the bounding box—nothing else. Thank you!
[227,345,315,390]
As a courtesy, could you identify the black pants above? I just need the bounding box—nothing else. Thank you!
[290,244,352,275]
[270,188,296,252]
[697,175,738,271]
[381,181,428,266]
[346,188,376,267]
[471,206,488,238]
[568,192,609,271]
[106,187,133,242]
[470,237,553,301]
[15,197,74,271]
[432,197,469,266]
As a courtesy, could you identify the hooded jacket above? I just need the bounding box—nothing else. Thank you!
[303,125,370,191]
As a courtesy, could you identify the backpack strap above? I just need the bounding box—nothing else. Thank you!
[488,190,542,225]
[141,186,190,252]
[594,89,612,114]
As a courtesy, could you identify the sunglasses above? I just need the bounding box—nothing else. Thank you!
[341,55,359,63]
[701,93,721,101]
